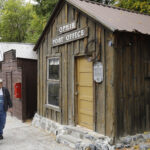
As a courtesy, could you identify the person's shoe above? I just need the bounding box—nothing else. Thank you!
[0,135,3,140]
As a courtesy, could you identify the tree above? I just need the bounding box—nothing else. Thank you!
[0,0,59,43]
[33,0,58,19]
[112,0,150,14]
[0,0,6,15]
[0,0,33,42]
[0,0,6,9]
[25,12,45,43]
[90,0,150,14]
[25,0,58,43]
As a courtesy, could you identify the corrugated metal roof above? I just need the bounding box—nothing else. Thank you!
[33,0,150,51]
[0,42,37,61]
[67,0,150,35]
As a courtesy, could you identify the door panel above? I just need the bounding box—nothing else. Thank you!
[77,57,94,130]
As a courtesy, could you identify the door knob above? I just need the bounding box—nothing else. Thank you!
[75,91,79,96]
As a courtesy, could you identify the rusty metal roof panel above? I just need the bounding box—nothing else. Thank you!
[0,42,37,61]
[67,0,150,35]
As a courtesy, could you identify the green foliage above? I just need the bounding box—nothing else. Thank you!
[0,0,58,43]
[112,0,150,14]
[90,0,150,14]
[25,12,46,43]
[0,0,5,9]
[26,0,58,43]
[34,0,58,19]
[0,0,6,15]
[0,0,33,42]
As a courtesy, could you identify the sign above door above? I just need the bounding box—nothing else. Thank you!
[57,21,77,35]
[52,27,88,47]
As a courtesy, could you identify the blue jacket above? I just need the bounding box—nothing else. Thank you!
[2,87,13,112]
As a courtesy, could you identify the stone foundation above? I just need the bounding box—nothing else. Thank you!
[116,133,150,149]
[32,113,114,150]
[32,113,65,135]
[32,113,150,150]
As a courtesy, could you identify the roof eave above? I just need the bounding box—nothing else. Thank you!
[114,29,150,36]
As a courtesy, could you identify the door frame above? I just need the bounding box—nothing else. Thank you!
[74,56,96,131]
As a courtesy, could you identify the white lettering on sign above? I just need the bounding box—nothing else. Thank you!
[94,62,103,83]
[52,27,88,47]
[52,37,64,46]
[57,21,76,34]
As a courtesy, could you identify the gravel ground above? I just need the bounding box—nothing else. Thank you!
[0,114,73,150]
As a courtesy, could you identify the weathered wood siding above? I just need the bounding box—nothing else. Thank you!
[37,2,115,137]
[115,33,150,137]
[105,31,116,137]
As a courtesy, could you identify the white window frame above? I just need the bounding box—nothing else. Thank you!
[46,57,61,112]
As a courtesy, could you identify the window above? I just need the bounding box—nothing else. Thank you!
[48,83,59,106]
[48,58,59,80]
[47,58,60,107]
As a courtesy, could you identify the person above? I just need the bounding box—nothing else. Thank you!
[0,78,12,140]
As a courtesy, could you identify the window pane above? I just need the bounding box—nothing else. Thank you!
[49,58,59,80]
[48,82,59,106]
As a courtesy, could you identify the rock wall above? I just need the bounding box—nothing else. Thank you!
[32,113,150,150]
[32,113,114,150]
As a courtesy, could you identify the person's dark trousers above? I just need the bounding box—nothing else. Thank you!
[0,102,6,136]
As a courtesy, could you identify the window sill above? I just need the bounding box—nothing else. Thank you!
[45,104,61,112]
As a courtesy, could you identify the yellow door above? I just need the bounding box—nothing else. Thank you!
[77,57,94,130]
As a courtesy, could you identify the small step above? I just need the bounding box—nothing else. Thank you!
[56,134,93,150]
[65,126,89,139]
[56,134,82,149]
[65,126,108,141]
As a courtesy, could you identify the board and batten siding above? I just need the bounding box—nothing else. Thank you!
[37,2,116,137]
[115,33,150,137]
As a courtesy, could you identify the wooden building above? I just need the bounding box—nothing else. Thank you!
[0,43,37,121]
[33,0,150,138]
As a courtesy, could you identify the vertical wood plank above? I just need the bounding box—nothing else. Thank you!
[40,43,43,116]
[51,16,57,55]
[74,10,80,55]
[64,3,68,124]
[96,25,106,134]
[48,27,52,55]
[61,3,68,125]
[105,31,115,138]
[87,18,96,53]
[37,48,40,114]
[67,5,75,125]
[79,14,86,54]
[43,36,47,117]
[60,5,65,124]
